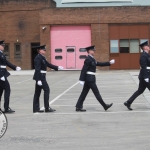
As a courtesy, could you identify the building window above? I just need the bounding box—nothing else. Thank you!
[14,43,21,59]
[110,40,119,53]
[140,39,148,44]
[110,39,147,54]
[79,55,87,59]
[79,48,86,52]
[140,39,149,52]
[120,39,129,53]
[55,56,62,60]
[130,39,139,53]
[4,44,10,59]
[55,49,62,53]
[67,49,74,53]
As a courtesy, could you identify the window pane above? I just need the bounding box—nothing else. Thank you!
[4,45,9,52]
[4,44,9,59]
[55,49,62,53]
[120,39,129,53]
[79,48,86,52]
[67,49,74,52]
[55,56,62,60]
[140,39,148,44]
[79,55,87,59]
[110,40,119,53]
[130,39,139,53]
[15,44,21,59]
[16,45,20,52]
[140,39,149,52]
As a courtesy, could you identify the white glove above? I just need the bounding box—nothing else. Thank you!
[16,66,21,71]
[144,78,149,83]
[110,59,115,64]
[79,81,85,85]
[0,76,5,81]
[37,81,42,86]
[58,66,64,70]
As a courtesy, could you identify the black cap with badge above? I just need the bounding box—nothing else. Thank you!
[36,45,46,51]
[139,41,149,48]
[85,45,95,52]
[0,40,5,46]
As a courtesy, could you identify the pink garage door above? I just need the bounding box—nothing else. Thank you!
[50,26,91,69]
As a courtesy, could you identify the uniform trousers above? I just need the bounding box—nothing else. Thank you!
[76,82,106,108]
[127,78,150,104]
[0,78,11,110]
[33,79,50,112]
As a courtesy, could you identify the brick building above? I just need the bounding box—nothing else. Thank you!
[1,0,150,70]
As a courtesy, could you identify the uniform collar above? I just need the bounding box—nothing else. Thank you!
[39,53,46,59]
[143,51,149,55]
[0,50,3,53]
[144,51,148,54]
[89,54,94,58]
[143,50,150,54]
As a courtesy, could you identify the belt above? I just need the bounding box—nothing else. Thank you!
[146,67,150,69]
[87,71,96,75]
[40,70,47,73]
[0,65,6,68]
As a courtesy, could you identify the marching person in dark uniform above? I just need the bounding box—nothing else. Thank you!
[33,45,63,113]
[0,40,21,113]
[124,41,150,110]
[75,46,115,112]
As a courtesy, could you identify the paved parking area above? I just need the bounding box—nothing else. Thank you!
[1,70,150,150]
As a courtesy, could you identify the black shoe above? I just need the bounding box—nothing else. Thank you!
[124,102,133,110]
[45,107,56,113]
[76,108,86,112]
[33,110,44,113]
[4,107,15,113]
[104,103,113,111]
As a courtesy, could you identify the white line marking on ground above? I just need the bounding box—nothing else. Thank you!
[56,96,145,100]
[52,111,150,115]
[40,81,79,110]
[50,103,149,107]
[63,92,138,95]
[33,110,150,115]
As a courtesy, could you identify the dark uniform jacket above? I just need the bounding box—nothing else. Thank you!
[139,51,150,79]
[33,54,58,81]
[79,55,110,82]
[0,51,16,78]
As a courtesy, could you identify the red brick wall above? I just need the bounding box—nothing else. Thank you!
[0,0,56,11]
[39,7,150,24]
[39,7,150,70]
[1,3,150,69]
[40,25,51,71]
[0,0,56,69]
[0,11,40,69]
[91,24,110,70]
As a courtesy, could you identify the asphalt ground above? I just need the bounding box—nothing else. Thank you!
[1,70,150,150]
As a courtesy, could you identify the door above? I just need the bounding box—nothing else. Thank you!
[51,25,91,69]
[31,43,40,69]
[66,46,76,69]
